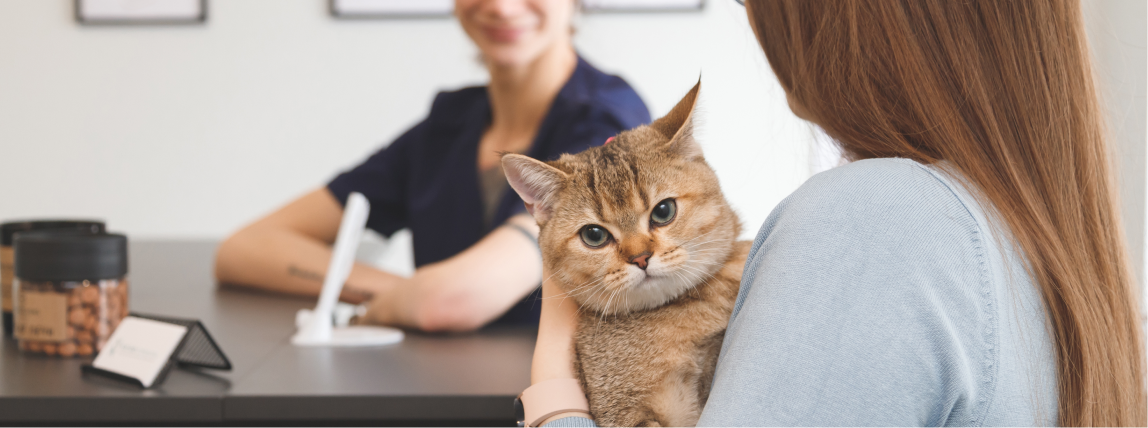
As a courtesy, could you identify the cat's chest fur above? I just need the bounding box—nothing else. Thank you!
[573,241,750,427]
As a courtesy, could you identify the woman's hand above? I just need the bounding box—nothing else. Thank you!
[532,270,578,384]
[523,273,592,426]
[357,214,545,332]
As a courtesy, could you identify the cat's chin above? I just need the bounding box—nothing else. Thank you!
[585,270,701,315]
[633,276,691,309]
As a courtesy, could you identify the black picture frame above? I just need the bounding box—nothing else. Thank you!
[329,0,454,20]
[75,0,207,26]
[580,0,706,13]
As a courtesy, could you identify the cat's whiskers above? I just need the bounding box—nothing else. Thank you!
[680,264,718,293]
[684,247,732,262]
[670,270,700,300]
[666,231,724,254]
[549,280,602,310]
[676,229,722,248]
[595,286,625,333]
[680,265,713,300]
[542,266,567,285]
[563,272,625,318]
[677,264,702,285]
[569,269,624,300]
[679,263,713,286]
[573,281,611,314]
[684,244,726,251]
[605,287,621,318]
[539,267,574,306]
[578,272,622,315]
[574,287,606,319]
[682,239,728,252]
[556,274,609,300]
[684,260,725,270]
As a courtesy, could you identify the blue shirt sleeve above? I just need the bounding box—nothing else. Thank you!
[326,119,428,237]
[543,160,992,428]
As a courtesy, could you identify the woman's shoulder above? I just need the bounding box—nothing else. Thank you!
[793,157,971,212]
[425,86,489,127]
[558,56,651,129]
[744,157,996,338]
[767,157,984,240]
[742,157,994,320]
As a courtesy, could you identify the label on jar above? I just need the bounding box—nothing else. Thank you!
[14,289,68,342]
[1,247,13,312]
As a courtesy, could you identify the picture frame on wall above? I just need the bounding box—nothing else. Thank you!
[581,0,705,12]
[330,0,454,19]
[75,0,206,25]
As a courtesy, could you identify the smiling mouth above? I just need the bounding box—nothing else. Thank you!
[483,27,525,43]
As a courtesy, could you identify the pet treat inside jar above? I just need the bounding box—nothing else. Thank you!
[13,232,127,357]
[1,220,104,337]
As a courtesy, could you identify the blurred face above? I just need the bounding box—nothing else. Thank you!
[455,0,575,68]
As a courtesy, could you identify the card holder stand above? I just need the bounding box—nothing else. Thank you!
[81,312,231,388]
[81,359,176,388]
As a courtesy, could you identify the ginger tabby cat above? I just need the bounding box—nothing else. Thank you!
[503,83,749,427]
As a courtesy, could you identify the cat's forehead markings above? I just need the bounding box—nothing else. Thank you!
[617,212,641,233]
[582,165,606,221]
[626,156,649,207]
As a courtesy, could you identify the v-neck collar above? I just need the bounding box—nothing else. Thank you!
[466,55,593,232]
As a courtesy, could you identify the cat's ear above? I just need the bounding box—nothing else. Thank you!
[650,80,704,160]
[502,154,568,224]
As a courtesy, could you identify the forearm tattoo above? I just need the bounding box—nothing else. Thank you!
[287,265,325,282]
[288,264,374,302]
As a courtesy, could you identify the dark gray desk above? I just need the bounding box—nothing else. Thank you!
[0,241,534,425]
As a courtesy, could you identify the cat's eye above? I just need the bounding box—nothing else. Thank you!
[580,225,612,248]
[650,199,677,226]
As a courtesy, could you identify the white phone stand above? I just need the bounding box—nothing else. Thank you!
[292,192,404,347]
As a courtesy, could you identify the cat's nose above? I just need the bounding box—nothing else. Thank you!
[629,252,652,270]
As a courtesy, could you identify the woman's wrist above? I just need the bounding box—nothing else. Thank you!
[519,378,591,427]
[536,412,591,427]
[531,279,578,383]
[525,265,587,425]
[353,269,412,326]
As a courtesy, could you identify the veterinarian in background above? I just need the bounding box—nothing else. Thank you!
[214,0,649,332]
[525,0,1145,426]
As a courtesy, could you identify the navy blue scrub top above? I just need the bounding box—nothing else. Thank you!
[327,56,651,325]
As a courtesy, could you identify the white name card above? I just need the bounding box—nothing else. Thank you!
[92,317,188,388]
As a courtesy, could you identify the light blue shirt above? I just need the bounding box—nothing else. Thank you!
[550,158,1057,427]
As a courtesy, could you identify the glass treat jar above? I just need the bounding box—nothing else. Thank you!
[13,232,128,357]
[0,220,104,337]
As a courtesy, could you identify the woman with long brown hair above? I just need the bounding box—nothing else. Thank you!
[523,0,1146,426]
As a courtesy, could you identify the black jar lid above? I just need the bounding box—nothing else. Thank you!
[0,220,105,247]
[14,232,128,282]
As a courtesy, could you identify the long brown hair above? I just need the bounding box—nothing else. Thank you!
[746,0,1145,425]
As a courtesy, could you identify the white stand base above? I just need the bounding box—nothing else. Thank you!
[291,307,404,347]
[292,325,404,347]
[290,193,404,348]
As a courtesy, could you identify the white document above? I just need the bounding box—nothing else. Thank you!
[92,317,188,388]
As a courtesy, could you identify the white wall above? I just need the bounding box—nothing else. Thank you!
[0,0,809,247]
[1083,0,1147,289]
